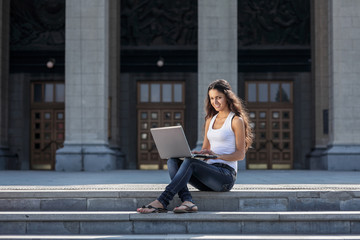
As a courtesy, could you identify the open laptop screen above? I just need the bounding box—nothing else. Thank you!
[150,126,193,159]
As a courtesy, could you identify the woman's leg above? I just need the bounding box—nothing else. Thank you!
[167,158,193,203]
[168,158,213,191]
[137,158,192,213]
[189,163,236,192]
[157,158,236,208]
[138,158,236,213]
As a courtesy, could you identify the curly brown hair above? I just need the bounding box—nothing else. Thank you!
[205,79,253,151]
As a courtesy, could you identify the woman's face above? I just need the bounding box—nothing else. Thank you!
[208,89,228,112]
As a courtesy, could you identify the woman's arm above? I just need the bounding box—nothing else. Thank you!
[219,116,246,161]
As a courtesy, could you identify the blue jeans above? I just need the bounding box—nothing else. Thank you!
[157,157,236,208]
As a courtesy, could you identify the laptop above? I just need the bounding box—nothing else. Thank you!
[150,125,217,159]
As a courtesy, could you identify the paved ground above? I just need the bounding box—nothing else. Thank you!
[0,170,359,190]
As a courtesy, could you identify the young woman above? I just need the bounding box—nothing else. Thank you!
[137,79,253,213]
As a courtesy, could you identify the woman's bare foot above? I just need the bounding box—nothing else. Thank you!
[173,201,198,213]
[137,200,165,213]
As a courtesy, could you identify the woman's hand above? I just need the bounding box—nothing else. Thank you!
[192,149,216,156]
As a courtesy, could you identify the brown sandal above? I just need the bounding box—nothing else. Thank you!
[138,205,168,214]
[173,204,198,213]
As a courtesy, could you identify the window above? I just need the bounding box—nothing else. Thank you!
[246,81,293,103]
[32,82,65,104]
[162,84,172,102]
[138,82,184,104]
[44,84,54,102]
[55,84,65,102]
[150,84,161,102]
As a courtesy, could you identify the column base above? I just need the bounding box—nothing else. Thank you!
[55,144,82,171]
[324,145,360,171]
[308,147,327,170]
[55,144,116,171]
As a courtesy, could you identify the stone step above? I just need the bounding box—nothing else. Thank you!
[0,211,359,235]
[1,234,360,240]
[1,187,359,212]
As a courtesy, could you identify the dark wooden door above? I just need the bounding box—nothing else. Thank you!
[137,81,185,170]
[245,81,294,170]
[30,82,65,170]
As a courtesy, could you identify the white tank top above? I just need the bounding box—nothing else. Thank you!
[206,112,238,172]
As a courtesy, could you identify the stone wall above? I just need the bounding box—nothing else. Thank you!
[7,74,29,170]
[0,0,10,169]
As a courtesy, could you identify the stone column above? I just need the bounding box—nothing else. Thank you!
[56,0,116,171]
[196,0,238,149]
[309,0,330,169]
[324,0,360,170]
[0,0,11,170]
[108,0,125,169]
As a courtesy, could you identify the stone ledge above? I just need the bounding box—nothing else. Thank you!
[1,211,360,222]
[1,235,360,240]
[0,184,359,191]
[0,187,359,198]
[1,234,360,240]
[1,212,359,235]
[0,211,132,221]
[1,188,359,212]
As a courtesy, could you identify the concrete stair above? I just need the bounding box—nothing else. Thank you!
[1,235,360,240]
[1,186,360,212]
[0,211,360,235]
[1,186,360,238]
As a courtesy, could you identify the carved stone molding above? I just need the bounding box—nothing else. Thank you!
[10,0,65,51]
[121,0,197,47]
[238,0,310,48]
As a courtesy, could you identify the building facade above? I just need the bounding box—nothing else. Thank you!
[0,0,359,171]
